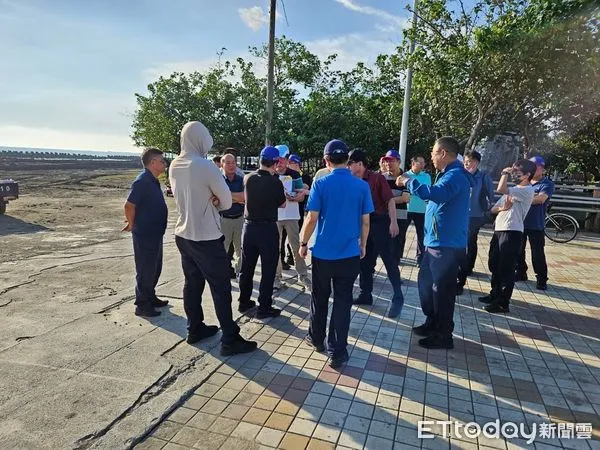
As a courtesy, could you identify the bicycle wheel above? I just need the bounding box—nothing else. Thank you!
[545,213,578,243]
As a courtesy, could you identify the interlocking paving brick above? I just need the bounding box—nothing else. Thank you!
[142,230,600,449]
[167,407,196,425]
[313,423,342,443]
[207,416,239,435]
[289,417,317,436]
[242,407,271,426]
[264,411,294,431]
[279,432,310,450]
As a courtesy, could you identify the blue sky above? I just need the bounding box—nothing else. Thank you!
[0,0,411,152]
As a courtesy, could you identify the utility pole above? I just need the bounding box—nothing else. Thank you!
[398,0,418,170]
[265,0,277,146]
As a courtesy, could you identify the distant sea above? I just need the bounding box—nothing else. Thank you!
[0,146,139,158]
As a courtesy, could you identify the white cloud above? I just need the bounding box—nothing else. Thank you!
[335,0,408,27]
[305,33,399,73]
[238,6,268,31]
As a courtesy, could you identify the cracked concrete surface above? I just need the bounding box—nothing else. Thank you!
[0,225,297,449]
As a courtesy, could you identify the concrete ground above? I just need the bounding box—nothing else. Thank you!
[1,221,599,450]
[136,227,600,450]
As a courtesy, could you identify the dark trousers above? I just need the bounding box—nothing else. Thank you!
[397,213,426,264]
[515,229,548,283]
[309,256,360,358]
[280,227,288,264]
[359,215,404,305]
[417,247,463,339]
[488,231,523,307]
[175,236,240,343]
[393,218,410,264]
[239,222,279,310]
[133,233,163,309]
[457,216,487,285]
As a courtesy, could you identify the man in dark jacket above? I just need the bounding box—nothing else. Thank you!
[123,147,169,317]
[515,156,555,290]
[457,150,495,294]
[398,137,473,349]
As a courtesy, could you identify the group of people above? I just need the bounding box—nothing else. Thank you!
[123,119,554,365]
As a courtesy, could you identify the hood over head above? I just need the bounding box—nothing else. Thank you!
[180,121,214,157]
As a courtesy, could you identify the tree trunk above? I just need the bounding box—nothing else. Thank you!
[466,113,485,150]
[466,101,498,150]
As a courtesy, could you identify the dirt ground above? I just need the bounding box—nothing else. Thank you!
[0,165,162,263]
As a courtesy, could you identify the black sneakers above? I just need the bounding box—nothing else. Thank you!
[304,335,325,353]
[478,295,493,304]
[484,303,510,314]
[456,284,464,296]
[221,335,258,356]
[187,325,219,344]
[536,281,548,291]
[388,302,402,319]
[412,323,432,337]
[352,295,373,306]
[238,300,256,313]
[418,335,454,350]
[135,307,161,317]
[329,353,349,369]
[256,307,282,319]
[152,298,169,308]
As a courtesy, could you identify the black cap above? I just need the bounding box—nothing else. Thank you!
[348,149,367,165]
[323,139,349,156]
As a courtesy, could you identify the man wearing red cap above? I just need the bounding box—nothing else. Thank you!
[381,149,411,264]
[515,156,555,290]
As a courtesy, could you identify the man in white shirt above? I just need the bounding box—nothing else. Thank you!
[169,121,257,356]
[479,159,536,314]
[274,156,310,290]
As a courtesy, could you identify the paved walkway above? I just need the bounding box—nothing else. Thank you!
[136,228,600,450]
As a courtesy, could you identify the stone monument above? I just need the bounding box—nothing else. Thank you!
[476,133,523,180]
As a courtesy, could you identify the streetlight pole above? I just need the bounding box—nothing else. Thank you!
[265,0,277,146]
[398,0,418,170]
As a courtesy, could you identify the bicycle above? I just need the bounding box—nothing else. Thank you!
[545,205,579,243]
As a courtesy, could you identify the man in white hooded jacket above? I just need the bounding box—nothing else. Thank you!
[169,121,257,356]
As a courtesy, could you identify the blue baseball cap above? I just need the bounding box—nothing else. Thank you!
[288,154,301,165]
[260,146,281,161]
[529,156,545,167]
[383,149,401,160]
[323,139,349,156]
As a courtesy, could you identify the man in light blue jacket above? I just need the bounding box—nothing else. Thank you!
[398,137,473,349]
[403,156,432,265]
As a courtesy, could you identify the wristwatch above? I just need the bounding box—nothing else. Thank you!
[300,242,308,247]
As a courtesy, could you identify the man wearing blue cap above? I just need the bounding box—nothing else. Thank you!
[299,139,373,369]
[237,146,288,319]
[516,156,555,290]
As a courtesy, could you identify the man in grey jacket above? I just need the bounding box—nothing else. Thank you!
[169,121,257,356]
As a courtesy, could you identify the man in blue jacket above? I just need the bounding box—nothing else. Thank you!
[515,156,555,290]
[398,137,473,349]
[457,150,495,294]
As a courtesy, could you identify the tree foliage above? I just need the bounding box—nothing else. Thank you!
[131,1,599,177]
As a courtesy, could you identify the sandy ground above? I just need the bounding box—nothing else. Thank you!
[0,163,307,449]
[1,168,144,262]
